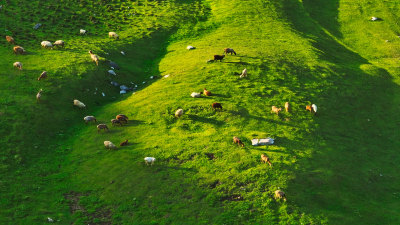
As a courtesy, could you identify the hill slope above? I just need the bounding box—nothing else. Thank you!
[1,0,400,224]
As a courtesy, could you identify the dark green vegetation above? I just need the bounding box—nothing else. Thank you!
[1,0,400,224]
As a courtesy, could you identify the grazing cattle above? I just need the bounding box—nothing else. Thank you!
[271,106,282,115]
[274,190,286,201]
[111,119,123,126]
[6,36,15,44]
[144,157,156,166]
[120,139,129,146]
[214,55,225,62]
[116,114,128,123]
[233,136,244,147]
[175,109,183,118]
[224,48,236,55]
[261,154,272,167]
[203,88,211,96]
[37,71,47,81]
[285,102,290,112]
[13,46,25,54]
[36,89,43,103]
[13,62,22,70]
[97,124,109,132]
[212,102,222,110]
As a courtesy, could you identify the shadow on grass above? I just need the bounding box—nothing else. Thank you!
[188,114,226,126]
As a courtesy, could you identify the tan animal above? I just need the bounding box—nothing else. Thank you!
[233,136,244,147]
[274,190,286,201]
[13,62,22,70]
[53,40,65,48]
[97,124,109,132]
[108,32,119,40]
[261,154,272,167]
[13,46,25,54]
[175,109,183,118]
[6,36,15,44]
[89,50,99,66]
[271,106,282,115]
[285,102,290,112]
[120,139,129,146]
[203,88,211,96]
[37,71,47,81]
[104,141,117,150]
[111,119,123,126]
[36,89,43,103]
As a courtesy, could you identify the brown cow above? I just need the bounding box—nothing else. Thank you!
[261,154,272,167]
[13,46,25,54]
[97,124,109,132]
[111,119,123,126]
[6,36,15,44]
[212,102,222,110]
[120,139,129,146]
[213,55,225,62]
[223,48,236,55]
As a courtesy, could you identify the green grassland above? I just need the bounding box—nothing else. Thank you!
[1,0,400,224]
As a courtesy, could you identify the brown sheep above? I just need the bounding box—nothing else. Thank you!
[37,71,47,81]
[224,48,236,55]
[97,124,109,132]
[214,55,225,62]
[116,114,128,123]
[13,46,25,55]
[271,106,282,115]
[233,136,244,147]
[274,190,286,201]
[6,36,15,44]
[285,102,290,112]
[89,50,99,66]
[111,119,123,126]
[203,88,211,96]
[212,102,222,110]
[120,139,129,146]
[261,153,272,167]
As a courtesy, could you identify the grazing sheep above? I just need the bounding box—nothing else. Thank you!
[13,62,22,70]
[97,124,109,132]
[214,55,225,62]
[271,106,282,115]
[73,99,86,108]
[144,157,156,166]
[285,102,290,112]
[84,116,97,124]
[120,139,129,146]
[203,88,211,96]
[41,41,53,49]
[80,29,86,35]
[274,190,286,201]
[191,92,202,98]
[53,40,64,48]
[224,48,236,55]
[175,109,183,118]
[104,141,116,149]
[116,114,128,123]
[312,104,317,114]
[187,45,195,50]
[37,71,47,81]
[240,68,247,78]
[13,46,25,54]
[108,32,119,40]
[6,36,15,44]
[212,102,222,110]
[111,119,123,126]
[89,50,99,66]
[233,136,244,147]
[371,17,379,21]
[36,89,43,103]
[261,153,272,167]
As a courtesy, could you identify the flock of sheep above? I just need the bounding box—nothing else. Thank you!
[6,30,319,201]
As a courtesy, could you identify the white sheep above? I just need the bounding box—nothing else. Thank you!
[80,29,86,35]
[191,92,202,98]
[312,104,317,114]
[175,109,183,118]
[108,32,119,40]
[41,41,53,49]
[240,68,247,78]
[83,116,96,124]
[187,45,195,50]
[144,157,156,166]
[53,40,64,48]
[73,99,86,108]
[104,141,117,150]
[13,62,22,70]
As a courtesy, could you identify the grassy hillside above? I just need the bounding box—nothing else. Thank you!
[1,0,400,224]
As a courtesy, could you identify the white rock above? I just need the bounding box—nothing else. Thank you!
[163,74,170,78]
[102,92,105,97]
[187,45,195,50]
[120,85,129,90]
[47,217,54,222]
[121,51,125,55]
[120,90,126,94]
[108,70,116,76]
